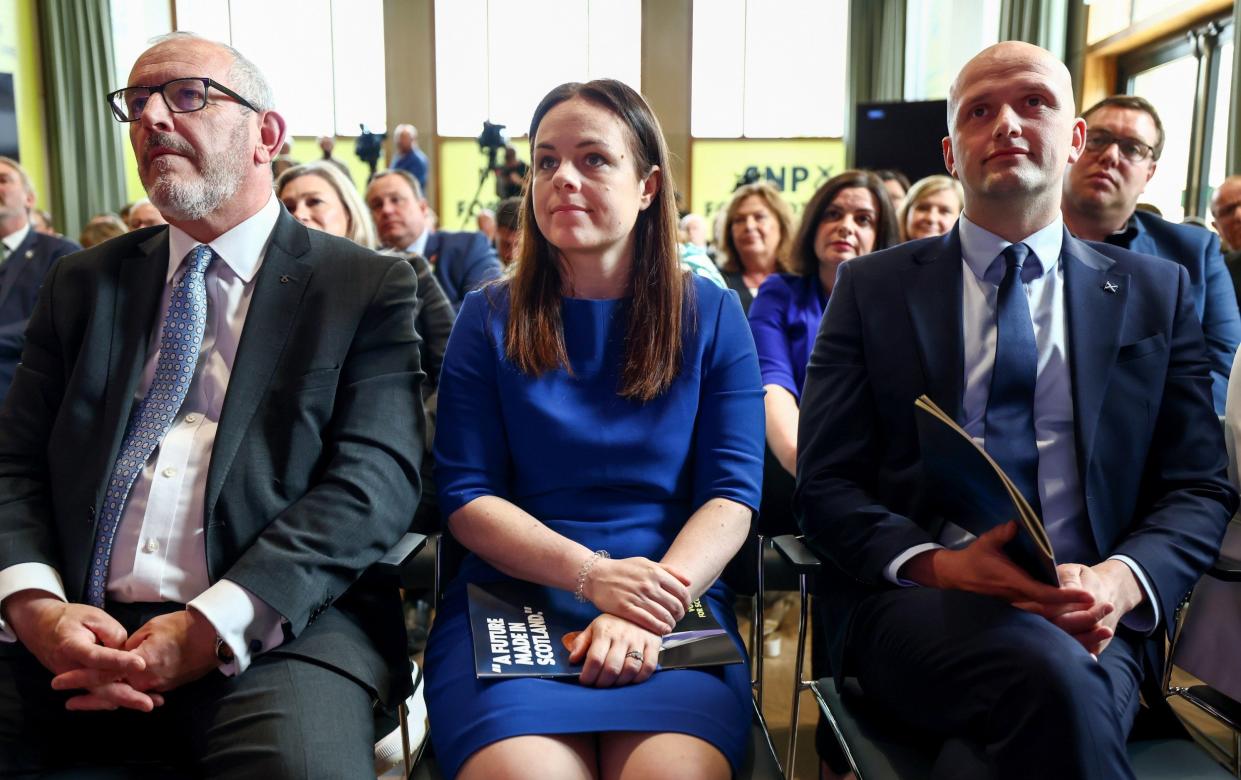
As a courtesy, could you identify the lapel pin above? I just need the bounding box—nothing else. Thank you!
[24,250,33,259]
[1103,280,1119,294]
[280,274,291,283]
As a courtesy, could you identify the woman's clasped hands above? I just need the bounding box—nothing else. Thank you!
[580,555,692,634]
[574,555,693,688]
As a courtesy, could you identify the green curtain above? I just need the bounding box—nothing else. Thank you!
[846,0,906,166]
[1228,2,1241,175]
[39,0,127,240]
[999,0,1069,60]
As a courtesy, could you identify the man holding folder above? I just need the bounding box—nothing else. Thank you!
[797,41,1236,779]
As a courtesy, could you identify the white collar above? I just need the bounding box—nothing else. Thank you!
[2,221,31,253]
[165,194,280,283]
[958,212,1064,283]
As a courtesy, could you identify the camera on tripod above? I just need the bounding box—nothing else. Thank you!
[478,120,509,169]
[355,124,387,179]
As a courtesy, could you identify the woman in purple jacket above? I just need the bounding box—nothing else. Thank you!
[747,168,898,778]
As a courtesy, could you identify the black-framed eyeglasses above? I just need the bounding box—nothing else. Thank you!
[1084,129,1157,163]
[106,78,258,123]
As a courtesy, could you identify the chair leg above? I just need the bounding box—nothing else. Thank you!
[787,571,810,774]
[399,700,411,779]
[754,534,766,711]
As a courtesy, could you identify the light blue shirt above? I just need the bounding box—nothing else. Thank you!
[402,228,430,258]
[887,213,1157,632]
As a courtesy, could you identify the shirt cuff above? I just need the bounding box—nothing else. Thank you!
[0,563,67,642]
[1107,554,1159,634]
[188,579,286,675]
[884,543,945,586]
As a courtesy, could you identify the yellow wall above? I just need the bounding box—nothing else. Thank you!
[689,139,847,219]
[437,137,527,231]
[434,137,846,232]
[0,0,50,214]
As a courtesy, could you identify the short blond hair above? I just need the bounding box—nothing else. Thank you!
[898,175,963,242]
[276,162,378,249]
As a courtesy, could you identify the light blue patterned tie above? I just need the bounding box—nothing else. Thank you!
[86,245,214,607]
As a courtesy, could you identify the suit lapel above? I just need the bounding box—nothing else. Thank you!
[96,231,170,503]
[204,212,313,527]
[0,231,38,312]
[903,229,965,420]
[1062,231,1126,475]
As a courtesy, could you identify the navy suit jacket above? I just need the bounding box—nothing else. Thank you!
[796,227,1238,676]
[0,229,79,403]
[1107,210,1241,414]
[423,230,503,310]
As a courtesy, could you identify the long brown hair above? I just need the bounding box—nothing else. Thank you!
[792,170,899,276]
[718,181,794,274]
[505,79,686,402]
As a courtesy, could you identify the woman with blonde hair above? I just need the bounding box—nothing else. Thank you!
[718,181,794,312]
[275,161,377,248]
[898,174,964,242]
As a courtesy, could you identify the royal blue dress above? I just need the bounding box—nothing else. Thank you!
[425,275,765,777]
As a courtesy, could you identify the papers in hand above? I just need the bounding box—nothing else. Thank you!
[914,395,1059,585]
[467,581,744,679]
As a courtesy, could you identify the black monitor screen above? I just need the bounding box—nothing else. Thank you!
[855,100,949,185]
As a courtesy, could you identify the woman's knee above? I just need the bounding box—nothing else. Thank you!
[457,734,597,780]
[599,732,730,780]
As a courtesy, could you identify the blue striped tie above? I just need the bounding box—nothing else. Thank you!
[86,245,214,607]
[984,242,1042,515]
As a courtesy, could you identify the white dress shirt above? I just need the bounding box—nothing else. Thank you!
[1,222,30,254]
[885,214,1157,632]
[0,195,286,672]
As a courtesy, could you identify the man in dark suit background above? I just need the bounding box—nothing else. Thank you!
[797,41,1236,779]
[0,157,79,404]
[366,169,502,310]
[0,32,424,776]
[1062,95,1240,414]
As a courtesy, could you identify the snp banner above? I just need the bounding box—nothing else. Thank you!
[690,138,845,220]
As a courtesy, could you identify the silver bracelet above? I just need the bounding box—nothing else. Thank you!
[574,550,610,603]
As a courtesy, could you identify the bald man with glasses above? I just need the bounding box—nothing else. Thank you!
[1062,94,1241,413]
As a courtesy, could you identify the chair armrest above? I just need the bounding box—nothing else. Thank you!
[770,535,821,575]
[377,532,429,573]
[1208,517,1241,582]
[1208,554,1241,582]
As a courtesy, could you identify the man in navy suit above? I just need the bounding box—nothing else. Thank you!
[366,169,502,310]
[797,42,1237,779]
[0,157,79,403]
[1062,95,1240,414]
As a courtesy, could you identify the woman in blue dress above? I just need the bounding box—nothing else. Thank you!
[425,79,765,779]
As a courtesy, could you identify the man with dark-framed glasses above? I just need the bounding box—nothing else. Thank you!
[1062,94,1240,413]
[0,31,424,776]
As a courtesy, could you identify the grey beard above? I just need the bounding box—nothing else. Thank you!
[146,159,242,222]
[142,119,251,222]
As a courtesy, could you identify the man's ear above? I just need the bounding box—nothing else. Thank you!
[22,188,35,211]
[638,165,661,210]
[1144,160,1157,185]
[254,110,288,166]
[942,137,956,177]
[1065,117,1087,165]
